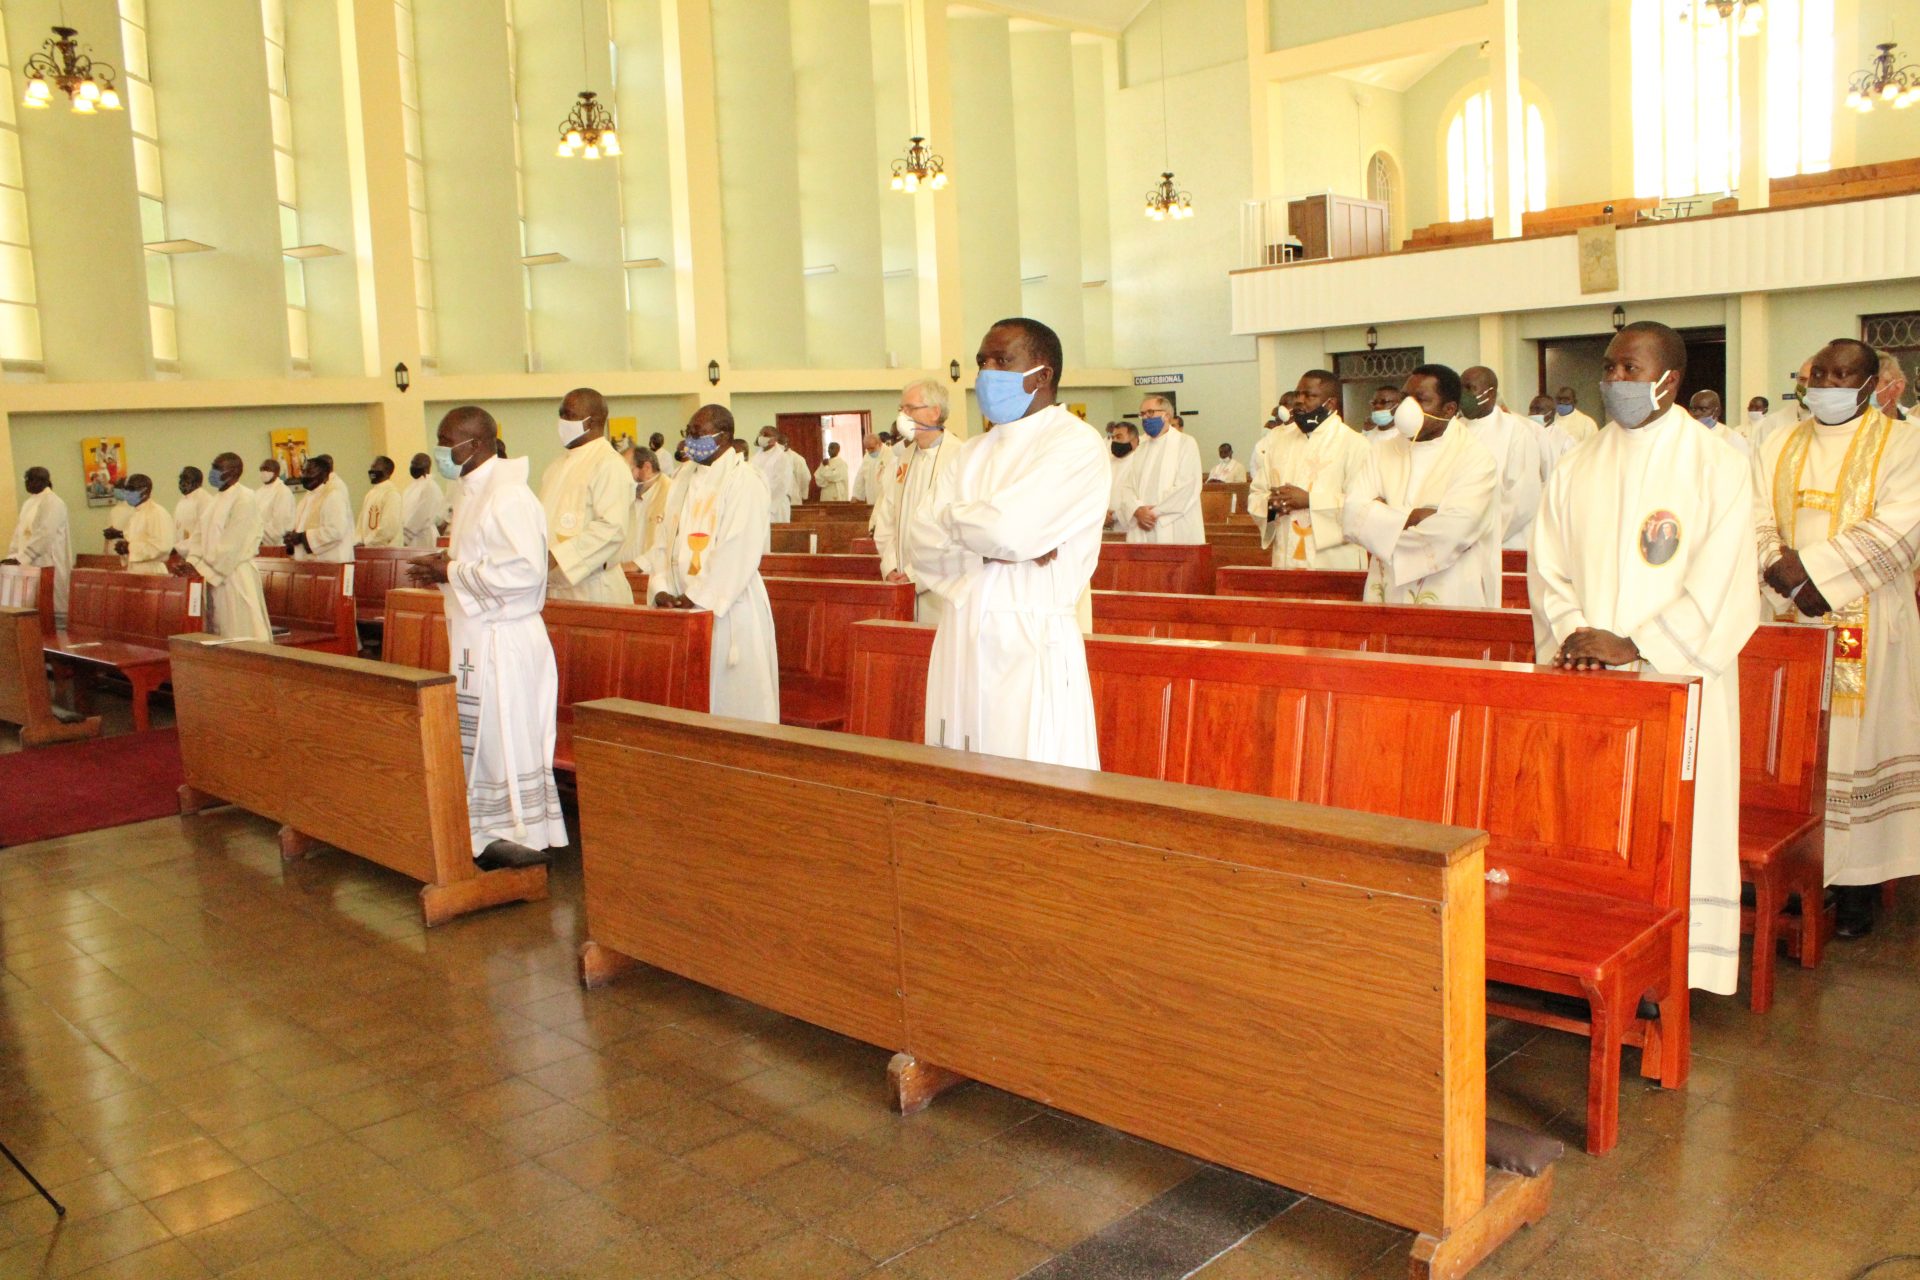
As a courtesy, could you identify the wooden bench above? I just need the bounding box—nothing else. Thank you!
[1092,542,1215,594]
[352,547,434,626]
[1089,592,1835,1014]
[74,553,123,571]
[572,700,1551,1278]
[765,576,915,729]
[846,620,1698,1155]
[1502,549,1525,574]
[1201,482,1250,523]
[761,552,881,580]
[46,569,205,732]
[0,564,54,635]
[1217,564,1530,609]
[381,588,711,774]
[0,606,100,746]
[771,521,871,555]
[1520,197,1658,237]
[1408,218,1494,248]
[1771,157,1920,209]
[255,558,356,655]
[171,636,545,925]
[789,502,874,524]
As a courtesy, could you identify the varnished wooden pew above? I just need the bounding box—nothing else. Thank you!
[0,564,54,635]
[1218,564,1530,609]
[381,588,711,773]
[352,547,435,627]
[760,552,881,580]
[1093,542,1215,593]
[788,502,874,524]
[74,553,123,570]
[846,621,1698,1156]
[45,569,206,732]
[171,636,545,926]
[573,700,1551,1278]
[0,606,100,746]
[254,558,356,655]
[1502,549,1526,574]
[1089,592,1833,1014]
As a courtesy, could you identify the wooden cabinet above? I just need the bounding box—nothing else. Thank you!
[1288,192,1391,261]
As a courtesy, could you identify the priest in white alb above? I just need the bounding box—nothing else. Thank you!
[1111,394,1202,543]
[355,456,406,548]
[1345,364,1500,605]
[180,453,272,642]
[173,467,210,560]
[541,387,637,605]
[650,405,780,723]
[852,431,887,507]
[4,467,74,621]
[1208,443,1248,484]
[401,453,449,548]
[925,318,1109,768]
[1754,338,1920,939]
[1251,370,1371,570]
[875,378,966,624]
[286,455,354,562]
[256,458,296,544]
[407,406,564,870]
[114,475,175,575]
[813,443,850,501]
[1460,366,1543,551]
[750,427,799,523]
[1530,322,1758,995]
[1553,386,1600,445]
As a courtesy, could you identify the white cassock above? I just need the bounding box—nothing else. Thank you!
[1107,449,1139,528]
[539,437,636,605]
[1530,404,1759,995]
[1694,419,1753,462]
[925,405,1109,768]
[1111,428,1203,544]
[787,450,812,507]
[1752,403,1809,454]
[187,485,272,642]
[1346,421,1500,606]
[874,436,966,625]
[751,445,796,523]
[402,474,449,548]
[618,473,672,575]
[1250,417,1371,571]
[123,501,175,575]
[814,456,850,502]
[1556,407,1600,445]
[102,501,135,550]
[1755,408,1920,888]
[1533,418,1579,481]
[7,488,74,620]
[1208,458,1249,484]
[292,477,354,562]
[256,476,296,544]
[852,450,885,505]
[356,479,406,548]
[1466,407,1544,551]
[650,447,780,723]
[173,487,211,559]
[442,455,567,856]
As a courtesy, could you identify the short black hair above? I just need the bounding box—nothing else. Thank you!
[180,465,204,483]
[1410,363,1463,408]
[1619,321,1688,375]
[990,317,1065,384]
[1827,338,1879,379]
[1301,369,1339,395]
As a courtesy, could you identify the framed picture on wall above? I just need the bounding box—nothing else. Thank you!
[608,416,639,451]
[1068,403,1088,421]
[81,437,126,508]
[270,429,310,479]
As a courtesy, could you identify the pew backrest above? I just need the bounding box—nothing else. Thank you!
[75,553,123,570]
[65,568,204,647]
[254,558,356,653]
[766,576,915,726]
[1092,543,1215,594]
[761,552,882,580]
[353,547,434,621]
[0,564,53,635]
[1216,565,1528,609]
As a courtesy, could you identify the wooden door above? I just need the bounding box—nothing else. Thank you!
[775,411,871,504]
[775,414,825,503]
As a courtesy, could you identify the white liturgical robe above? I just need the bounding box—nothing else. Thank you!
[814,456,849,502]
[173,487,210,559]
[1345,421,1500,606]
[751,444,797,522]
[925,404,1109,768]
[650,446,780,723]
[187,485,272,642]
[1111,428,1203,544]
[1530,404,1759,995]
[356,478,406,548]
[1555,407,1600,445]
[443,455,567,857]
[787,450,811,506]
[123,501,175,575]
[1533,418,1578,481]
[539,436,636,605]
[1755,408,1920,888]
[1208,458,1248,484]
[874,434,966,625]
[852,450,885,505]
[7,489,74,619]
[1249,417,1371,571]
[402,474,449,548]
[256,476,296,544]
[292,477,354,563]
[1465,407,1544,551]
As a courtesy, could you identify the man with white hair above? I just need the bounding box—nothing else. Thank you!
[1111,394,1203,543]
[1877,350,1910,421]
[875,377,965,624]
[1753,359,1815,451]
[751,426,800,522]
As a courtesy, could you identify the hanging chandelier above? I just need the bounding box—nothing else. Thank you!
[20,26,121,114]
[555,90,620,158]
[1145,172,1192,221]
[1693,0,1763,36]
[889,136,947,193]
[1845,42,1920,111]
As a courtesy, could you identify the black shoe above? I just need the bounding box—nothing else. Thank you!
[1834,885,1876,939]
[476,840,553,871]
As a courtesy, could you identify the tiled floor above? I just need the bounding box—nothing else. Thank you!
[4,717,1920,1278]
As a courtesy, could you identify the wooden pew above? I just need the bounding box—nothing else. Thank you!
[254,558,356,655]
[352,547,434,626]
[381,588,711,773]
[1520,197,1658,237]
[171,636,545,925]
[74,553,123,570]
[1408,218,1494,249]
[1218,564,1529,609]
[850,536,878,556]
[0,564,54,635]
[769,525,814,553]
[1771,157,1920,209]
[1502,549,1526,574]
[1201,482,1250,523]
[0,606,100,746]
[765,577,915,730]
[846,621,1697,1156]
[789,501,874,521]
[1090,592,1833,1014]
[46,569,205,732]
[761,552,881,580]
[573,700,1551,1276]
[1092,542,1215,594]
[257,543,290,558]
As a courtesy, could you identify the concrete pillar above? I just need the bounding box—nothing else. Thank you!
[1486,0,1523,239]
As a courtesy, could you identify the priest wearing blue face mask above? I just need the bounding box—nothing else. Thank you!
[1688,388,1751,460]
[1110,394,1203,545]
[923,317,1109,768]
[113,475,175,575]
[1530,320,1759,996]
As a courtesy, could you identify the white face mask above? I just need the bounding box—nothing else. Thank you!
[1748,409,1765,424]
[259,472,275,485]
[1803,383,1872,426]
[759,435,775,450]
[1528,413,1548,426]
[895,411,918,437]
[1393,395,1430,441]
[1274,406,1292,425]
[558,416,586,448]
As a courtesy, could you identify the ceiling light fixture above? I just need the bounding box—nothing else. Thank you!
[555,0,619,157]
[20,25,121,114]
[889,4,948,193]
[1144,0,1191,221]
[1845,42,1920,111]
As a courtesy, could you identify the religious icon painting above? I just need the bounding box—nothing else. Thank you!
[1638,510,1681,566]
[81,437,127,508]
[270,429,310,480]
[608,416,639,451]
[1068,403,1089,421]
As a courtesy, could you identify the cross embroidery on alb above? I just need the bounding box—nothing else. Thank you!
[457,649,475,690]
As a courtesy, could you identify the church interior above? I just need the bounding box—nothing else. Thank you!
[4,0,1920,1276]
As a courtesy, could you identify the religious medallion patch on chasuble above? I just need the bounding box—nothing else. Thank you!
[1638,510,1681,566]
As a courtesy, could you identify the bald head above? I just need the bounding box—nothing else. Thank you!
[560,388,609,444]
[436,406,498,478]
[23,466,49,495]
[1460,366,1499,420]
[409,452,432,479]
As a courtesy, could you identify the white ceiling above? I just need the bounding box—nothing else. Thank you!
[1332,47,1462,93]
[942,1,1152,35]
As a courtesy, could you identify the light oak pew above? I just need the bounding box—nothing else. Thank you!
[380,588,711,774]
[1089,592,1834,1014]
[572,700,1551,1278]
[769,525,815,553]
[1092,542,1215,594]
[1216,564,1531,610]
[0,606,100,746]
[171,636,545,925]
[46,569,206,732]
[254,558,357,655]
[0,564,54,635]
[845,621,1698,1155]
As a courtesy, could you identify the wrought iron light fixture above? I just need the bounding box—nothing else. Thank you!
[556,90,620,158]
[889,136,947,193]
[707,359,721,386]
[1692,0,1763,36]
[394,362,410,393]
[20,25,121,114]
[1612,305,1627,331]
[1845,42,1920,111]
[949,359,961,383]
[1365,325,1379,351]
[1143,0,1191,222]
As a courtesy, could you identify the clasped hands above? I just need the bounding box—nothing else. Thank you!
[1266,485,1311,521]
[1763,549,1831,617]
[407,551,450,586]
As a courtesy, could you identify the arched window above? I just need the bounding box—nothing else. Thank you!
[1444,90,1546,223]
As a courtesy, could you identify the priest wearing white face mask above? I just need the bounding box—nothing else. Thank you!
[1530,321,1759,996]
[1252,370,1370,571]
[1208,444,1247,485]
[1527,395,1578,480]
[1112,394,1203,544]
[852,431,886,507]
[1754,338,1920,939]
[1250,393,1297,478]
[1344,364,1500,605]
[1460,366,1543,552]
[874,379,966,625]
[750,427,798,523]
[814,443,850,502]
[539,387,636,605]
[255,458,296,545]
[1742,396,1770,439]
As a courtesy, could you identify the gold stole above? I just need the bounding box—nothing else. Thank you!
[1770,407,1896,715]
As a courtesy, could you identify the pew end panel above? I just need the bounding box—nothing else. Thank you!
[254,558,357,654]
[0,606,101,746]
[0,564,55,635]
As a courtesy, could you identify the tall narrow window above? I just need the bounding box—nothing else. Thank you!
[261,0,308,366]
[119,0,176,367]
[0,16,42,369]
[503,0,534,371]
[395,0,435,365]
[1444,90,1546,223]
[1766,0,1833,178]
[1631,0,1742,199]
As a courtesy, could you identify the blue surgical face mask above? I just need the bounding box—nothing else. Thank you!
[1141,415,1166,438]
[1555,401,1575,416]
[208,469,228,492]
[1528,413,1548,426]
[1369,409,1394,428]
[1699,413,1718,427]
[976,366,1044,425]
[433,444,464,479]
[683,434,723,464]
[115,488,144,507]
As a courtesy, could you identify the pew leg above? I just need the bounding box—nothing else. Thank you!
[127,671,157,733]
[419,865,549,928]
[1656,926,1690,1091]
[888,1053,965,1116]
[1796,851,1829,971]
[1749,868,1779,1015]
[579,940,638,989]
[1408,1166,1555,1280]
[1578,977,1623,1157]
[177,785,226,816]
[278,826,324,861]
[21,712,102,747]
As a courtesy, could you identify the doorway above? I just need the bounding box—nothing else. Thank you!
[1538,327,1725,420]
[774,411,871,503]
[1331,346,1424,425]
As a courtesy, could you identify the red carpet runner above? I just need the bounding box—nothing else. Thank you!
[0,729,184,848]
